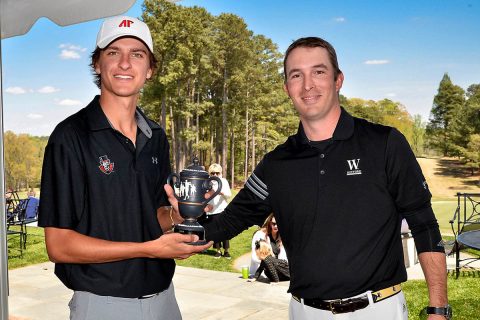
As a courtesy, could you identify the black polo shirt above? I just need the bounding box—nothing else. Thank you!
[38,95,173,298]
[204,107,442,299]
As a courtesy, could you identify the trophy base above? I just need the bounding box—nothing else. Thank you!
[174,222,207,246]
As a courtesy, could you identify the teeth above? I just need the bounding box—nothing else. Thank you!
[115,75,132,79]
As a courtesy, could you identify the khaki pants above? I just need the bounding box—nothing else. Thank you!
[289,290,408,320]
[69,282,181,320]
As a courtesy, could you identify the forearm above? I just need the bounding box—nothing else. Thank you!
[418,252,448,307]
[45,226,211,264]
[45,227,149,264]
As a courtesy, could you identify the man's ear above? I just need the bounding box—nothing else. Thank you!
[283,83,290,97]
[335,72,344,93]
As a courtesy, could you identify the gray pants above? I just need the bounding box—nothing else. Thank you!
[289,290,408,320]
[69,282,181,320]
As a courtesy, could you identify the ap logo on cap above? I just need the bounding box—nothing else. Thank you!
[96,16,153,53]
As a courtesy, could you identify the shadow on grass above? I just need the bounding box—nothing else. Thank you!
[434,159,479,187]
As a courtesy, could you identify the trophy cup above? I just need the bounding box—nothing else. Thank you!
[167,156,222,245]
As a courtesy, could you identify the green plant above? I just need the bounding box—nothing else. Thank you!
[404,275,480,320]
[6,226,49,269]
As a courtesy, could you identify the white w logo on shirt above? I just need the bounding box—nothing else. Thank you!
[347,159,360,170]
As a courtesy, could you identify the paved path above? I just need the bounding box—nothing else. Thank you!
[8,262,290,320]
[7,253,479,319]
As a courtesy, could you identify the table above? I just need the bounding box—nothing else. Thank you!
[457,230,480,250]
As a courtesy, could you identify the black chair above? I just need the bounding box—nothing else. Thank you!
[449,193,480,277]
[7,197,30,249]
[5,193,25,255]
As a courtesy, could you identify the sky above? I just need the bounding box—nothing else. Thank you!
[1,0,479,136]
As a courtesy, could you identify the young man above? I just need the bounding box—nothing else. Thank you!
[39,16,210,320]
[166,37,450,319]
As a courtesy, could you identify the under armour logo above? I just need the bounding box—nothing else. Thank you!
[119,19,134,28]
[346,159,362,176]
[152,157,158,164]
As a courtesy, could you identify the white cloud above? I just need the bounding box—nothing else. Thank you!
[27,113,43,119]
[60,49,81,60]
[386,93,397,97]
[56,99,82,107]
[59,43,87,59]
[364,60,390,65]
[334,17,346,23]
[37,86,60,94]
[59,44,87,52]
[6,86,27,94]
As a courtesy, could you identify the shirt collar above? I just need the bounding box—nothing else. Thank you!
[86,95,161,138]
[292,107,355,147]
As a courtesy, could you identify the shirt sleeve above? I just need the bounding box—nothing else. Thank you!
[203,158,273,242]
[385,128,444,253]
[38,127,86,229]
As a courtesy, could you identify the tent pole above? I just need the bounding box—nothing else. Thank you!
[0,34,10,320]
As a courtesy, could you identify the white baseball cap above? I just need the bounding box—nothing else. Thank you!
[96,16,153,53]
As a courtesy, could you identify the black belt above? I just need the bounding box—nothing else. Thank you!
[292,284,401,314]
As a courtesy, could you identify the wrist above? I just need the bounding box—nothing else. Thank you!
[421,304,452,320]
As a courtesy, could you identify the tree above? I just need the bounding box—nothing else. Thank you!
[4,131,46,190]
[426,73,465,156]
[411,115,426,156]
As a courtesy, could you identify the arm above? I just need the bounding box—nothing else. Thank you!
[385,130,448,318]
[44,227,211,264]
[418,252,448,320]
[254,261,265,280]
[220,178,232,199]
[157,206,183,233]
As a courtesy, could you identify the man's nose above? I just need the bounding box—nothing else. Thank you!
[118,53,132,70]
[304,75,315,91]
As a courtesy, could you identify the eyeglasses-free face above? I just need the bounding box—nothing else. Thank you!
[210,172,221,176]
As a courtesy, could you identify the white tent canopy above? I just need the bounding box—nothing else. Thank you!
[0,1,136,319]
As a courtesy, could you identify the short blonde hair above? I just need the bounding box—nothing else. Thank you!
[208,163,222,174]
[255,240,273,260]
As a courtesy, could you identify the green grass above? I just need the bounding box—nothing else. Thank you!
[6,226,49,269]
[404,275,480,320]
[432,200,459,234]
[176,226,257,272]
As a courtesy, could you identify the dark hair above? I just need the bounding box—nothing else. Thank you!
[283,37,342,82]
[89,43,158,89]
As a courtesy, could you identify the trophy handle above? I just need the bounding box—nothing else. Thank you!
[167,173,181,200]
[202,176,222,206]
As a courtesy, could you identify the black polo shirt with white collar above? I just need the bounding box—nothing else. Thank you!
[204,107,442,299]
[38,95,173,298]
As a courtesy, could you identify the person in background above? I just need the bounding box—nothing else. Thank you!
[253,239,290,283]
[250,213,287,277]
[38,16,210,320]
[206,163,232,258]
[168,36,449,320]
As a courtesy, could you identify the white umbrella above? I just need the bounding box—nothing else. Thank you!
[0,1,136,318]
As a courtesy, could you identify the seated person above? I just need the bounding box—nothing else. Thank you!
[250,213,287,277]
[25,190,40,219]
[253,240,290,283]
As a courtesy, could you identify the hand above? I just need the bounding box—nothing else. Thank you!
[145,233,213,260]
